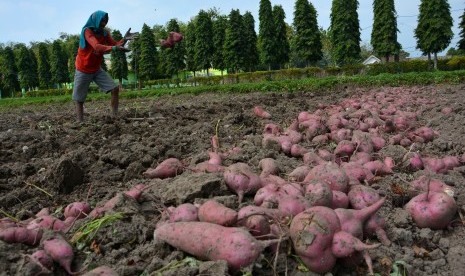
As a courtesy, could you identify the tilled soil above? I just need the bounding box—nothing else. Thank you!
[1,84,465,276]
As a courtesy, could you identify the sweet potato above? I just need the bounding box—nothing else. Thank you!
[302,151,325,166]
[0,227,42,245]
[290,144,309,157]
[42,232,81,275]
[192,161,225,173]
[330,190,350,209]
[408,175,455,197]
[198,200,237,226]
[288,165,311,182]
[169,203,199,223]
[304,162,349,193]
[335,197,386,239]
[334,140,356,158]
[253,106,271,119]
[258,158,280,177]
[223,163,262,203]
[363,213,391,246]
[331,231,380,258]
[331,230,380,275]
[237,205,286,222]
[237,214,271,239]
[405,191,457,229]
[290,206,341,273]
[30,249,53,270]
[304,180,333,207]
[64,202,91,219]
[81,266,119,276]
[143,158,184,179]
[263,123,282,135]
[341,162,375,184]
[154,221,276,271]
[278,195,310,217]
[124,184,147,201]
[27,215,67,232]
[347,184,381,210]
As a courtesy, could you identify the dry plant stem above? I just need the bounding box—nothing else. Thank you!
[24,181,53,198]
[402,143,417,163]
[0,209,18,222]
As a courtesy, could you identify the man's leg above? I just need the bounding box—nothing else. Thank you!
[110,86,119,117]
[75,101,84,122]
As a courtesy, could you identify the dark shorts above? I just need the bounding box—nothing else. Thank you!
[72,68,117,102]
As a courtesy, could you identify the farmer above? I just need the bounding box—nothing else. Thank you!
[72,10,138,122]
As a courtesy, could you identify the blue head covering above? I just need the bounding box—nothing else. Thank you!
[79,10,108,49]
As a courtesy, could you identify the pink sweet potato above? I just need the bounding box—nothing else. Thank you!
[42,232,80,275]
[290,206,341,273]
[198,200,238,226]
[363,213,391,246]
[304,180,333,207]
[290,144,309,157]
[408,175,455,197]
[82,266,119,276]
[169,203,199,223]
[331,231,380,275]
[0,227,42,245]
[238,205,286,222]
[64,202,91,219]
[278,195,310,217]
[331,231,380,258]
[223,163,262,203]
[143,158,184,179]
[154,221,276,271]
[124,184,147,201]
[304,162,349,193]
[334,140,356,158]
[335,197,386,239]
[30,249,53,270]
[27,215,66,232]
[288,165,311,182]
[259,158,280,177]
[405,191,457,229]
[253,106,272,119]
[237,214,271,239]
[330,190,350,209]
[347,185,381,210]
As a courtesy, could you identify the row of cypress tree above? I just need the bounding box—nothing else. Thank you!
[0,0,462,96]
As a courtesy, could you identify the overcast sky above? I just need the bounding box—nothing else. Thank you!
[1,0,463,57]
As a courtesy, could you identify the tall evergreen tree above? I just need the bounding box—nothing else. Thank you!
[224,9,244,74]
[292,0,322,67]
[242,12,259,72]
[415,0,453,69]
[272,5,290,69]
[16,44,35,91]
[50,39,69,87]
[37,42,52,89]
[258,0,275,69]
[110,30,129,86]
[195,10,214,75]
[138,23,159,82]
[371,0,401,62]
[212,15,228,76]
[164,19,186,78]
[330,0,361,65]
[184,20,198,78]
[458,8,465,51]
[0,46,20,96]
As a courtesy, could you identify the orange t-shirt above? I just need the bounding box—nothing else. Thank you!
[75,28,123,74]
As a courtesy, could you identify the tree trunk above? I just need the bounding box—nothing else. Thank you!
[385,54,389,63]
[433,52,438,70]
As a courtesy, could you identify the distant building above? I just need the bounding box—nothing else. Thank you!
[363,55,381,65]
